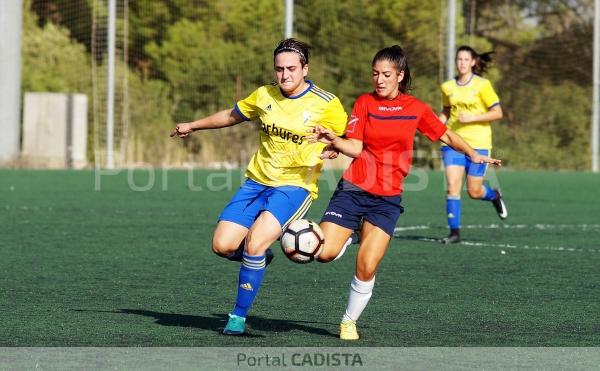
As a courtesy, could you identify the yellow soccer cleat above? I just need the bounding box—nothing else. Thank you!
[339,319,359,340]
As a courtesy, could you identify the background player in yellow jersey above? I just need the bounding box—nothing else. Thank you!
[170,38,347,335]
[439,45,507,244]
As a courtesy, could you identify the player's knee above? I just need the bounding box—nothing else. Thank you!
[446,188,460,197]
[243,239,266,256]
[356,264,377,281]
[212,236,236,257]
[316,251,335,263]
[467,187,483,199]
[211,245,229,257]
[315,241,344,263]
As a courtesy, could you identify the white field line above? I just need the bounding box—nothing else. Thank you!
[393,224,600,253]
[457,240,600,253]
[394,224,600,231]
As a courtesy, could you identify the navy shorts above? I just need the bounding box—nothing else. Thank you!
[320,180,404,237]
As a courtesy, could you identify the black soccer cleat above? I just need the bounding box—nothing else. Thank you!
[227,244,274,266]
[265,247,274,266]
[349,231,360,245]
[492,189,508,220]
[226,242,244,262]
[442,229,461,244]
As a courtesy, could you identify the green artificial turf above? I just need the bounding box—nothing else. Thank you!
[0,169,598,346]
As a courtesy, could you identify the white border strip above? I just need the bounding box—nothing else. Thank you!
[1,347,598,370]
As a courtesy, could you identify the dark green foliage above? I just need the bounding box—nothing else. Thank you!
[22,0,91,95]
[495,81,591,169]
[23,0,597,169]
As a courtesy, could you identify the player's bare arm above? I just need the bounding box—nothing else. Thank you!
[170,109,244,138]
[308,125,363,158]
[457,105,503,123]
[438,106,450,124]
[319,144,340,160]
[439,129,502,166]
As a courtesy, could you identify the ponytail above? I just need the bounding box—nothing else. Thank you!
[456,45,494,75]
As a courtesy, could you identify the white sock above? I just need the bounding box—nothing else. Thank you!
[333,237,353,261]
[342,275,375,322]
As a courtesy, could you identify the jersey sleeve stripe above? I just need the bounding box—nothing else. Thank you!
[234,103,251,121]
[312,86,335,100]
[309,88,333,102]
[488,102,500,109]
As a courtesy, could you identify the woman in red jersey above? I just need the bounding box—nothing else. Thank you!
[308,45,501,341]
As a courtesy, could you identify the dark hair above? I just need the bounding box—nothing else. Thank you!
[456,45,494,75]
[274,38,311,66]
[372,45,412,93]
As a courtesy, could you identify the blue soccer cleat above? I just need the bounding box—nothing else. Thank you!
[222,313,246,335]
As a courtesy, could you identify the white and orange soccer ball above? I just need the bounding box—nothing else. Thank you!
[280,219,325,264]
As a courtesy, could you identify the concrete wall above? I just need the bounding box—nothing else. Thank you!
[0,0,23,165]
[22,93,88,169]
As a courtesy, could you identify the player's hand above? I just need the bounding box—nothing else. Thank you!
[320,145,339,160]
[307,125,337,144]
[470,153,502,166]
[457,112,474,123]
[170,123,193,138]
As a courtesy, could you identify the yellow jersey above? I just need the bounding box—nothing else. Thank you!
[440,74,500,149]
[235,80,347,199]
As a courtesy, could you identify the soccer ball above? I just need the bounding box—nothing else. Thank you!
[280,219,325,264]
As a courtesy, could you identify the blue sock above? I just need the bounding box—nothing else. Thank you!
[480,184,497,201]
[446,196,461,230]
[231,253,266,318]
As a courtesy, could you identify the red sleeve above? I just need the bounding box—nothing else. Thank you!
[345,95,368,141]
[418,105,447,141]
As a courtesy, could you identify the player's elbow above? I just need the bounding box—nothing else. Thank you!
[492,106,503,120]
[346,140,363,158]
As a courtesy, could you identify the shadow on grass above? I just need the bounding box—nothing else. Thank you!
[73,309,338,338]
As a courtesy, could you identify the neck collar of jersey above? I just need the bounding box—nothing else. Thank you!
[372,91,403,101]
[281,79,313,99]
[455,74,474,86]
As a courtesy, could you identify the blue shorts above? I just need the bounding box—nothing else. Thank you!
[441,147,490,177]
[320,180,404,237]
[218,178,312,229]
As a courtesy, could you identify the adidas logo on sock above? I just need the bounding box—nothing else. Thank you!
[240,283,254,291]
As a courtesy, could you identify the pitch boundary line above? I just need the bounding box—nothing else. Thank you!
[394,224,600,231]
[393,224,600,253]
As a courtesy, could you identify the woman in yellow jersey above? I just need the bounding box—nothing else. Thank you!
[439,45,507,244]
[170,38,347,335]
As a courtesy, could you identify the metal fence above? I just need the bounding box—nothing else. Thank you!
[7,0,600,170]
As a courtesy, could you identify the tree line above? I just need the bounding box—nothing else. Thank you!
[24,0,595,169]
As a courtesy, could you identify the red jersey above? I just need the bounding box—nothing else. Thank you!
[343,92,447,196]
